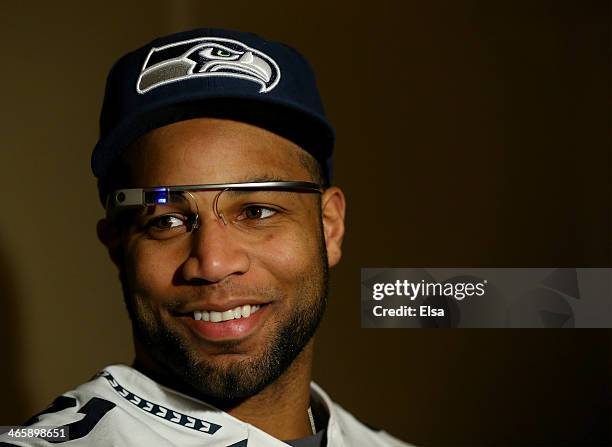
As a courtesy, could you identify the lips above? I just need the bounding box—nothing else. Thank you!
[179,303,271,341]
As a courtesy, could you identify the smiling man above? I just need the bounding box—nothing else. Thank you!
[1,28,411,447]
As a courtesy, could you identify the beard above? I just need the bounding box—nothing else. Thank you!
[119,227,329,408]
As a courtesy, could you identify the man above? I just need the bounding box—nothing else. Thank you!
[1,28,411,446]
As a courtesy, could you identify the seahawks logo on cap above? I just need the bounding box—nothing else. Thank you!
[137,37,281,94]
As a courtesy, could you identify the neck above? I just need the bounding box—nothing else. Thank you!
[133,339,316,441]
[227,341,315,440]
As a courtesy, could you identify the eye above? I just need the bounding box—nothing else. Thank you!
[212,48,232,57]
[143,214,191,238]
[150,214,185,229]
[236,206,277,221]
[199,47,239,59]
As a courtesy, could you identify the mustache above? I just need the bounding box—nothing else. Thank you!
[162,280,286,311]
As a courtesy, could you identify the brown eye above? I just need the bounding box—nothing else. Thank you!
[239,206,277,221]
[143,214,190,239]
[152,215,185,229]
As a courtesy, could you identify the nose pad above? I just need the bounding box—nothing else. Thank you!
[183,189,230,232]
[183,191,202,231]
[212,188,230,226]
[188,213,200,232]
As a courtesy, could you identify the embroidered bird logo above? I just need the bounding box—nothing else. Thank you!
[137,37,280,94]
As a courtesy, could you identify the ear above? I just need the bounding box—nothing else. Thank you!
[96,218,123,268]
[320,187,346,268]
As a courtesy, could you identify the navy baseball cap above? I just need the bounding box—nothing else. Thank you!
[91,28,334,201]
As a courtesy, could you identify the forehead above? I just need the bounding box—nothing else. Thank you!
[124,118,311,186]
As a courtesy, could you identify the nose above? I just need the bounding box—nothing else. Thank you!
[180,215,250,284]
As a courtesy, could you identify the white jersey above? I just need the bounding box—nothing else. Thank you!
[1,365,413,447]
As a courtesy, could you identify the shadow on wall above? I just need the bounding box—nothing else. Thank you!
[0,236,31,424]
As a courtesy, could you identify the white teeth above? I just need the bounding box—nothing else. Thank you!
[193,304,264,322]
[242,304,251,318]
[221,310,234,321]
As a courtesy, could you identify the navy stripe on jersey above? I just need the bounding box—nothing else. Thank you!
[96,371,222,435]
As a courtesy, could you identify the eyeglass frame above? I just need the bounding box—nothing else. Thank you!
[105,181,324,229]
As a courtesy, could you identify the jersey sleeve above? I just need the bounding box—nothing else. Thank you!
[0,393,117,446]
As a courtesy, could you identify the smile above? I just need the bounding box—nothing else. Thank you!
[181,303,270,341]
[193,304,263,322]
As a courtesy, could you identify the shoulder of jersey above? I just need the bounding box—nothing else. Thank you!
[330,401,416,447]
[2,371,417,447]
[0,371,169,446]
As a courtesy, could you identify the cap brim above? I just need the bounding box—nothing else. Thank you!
[91,93,334,180]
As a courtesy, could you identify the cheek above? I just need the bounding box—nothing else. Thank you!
[254,219,321,286]
[124,240,184,300]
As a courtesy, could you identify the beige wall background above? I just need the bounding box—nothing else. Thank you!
[1,1,610,445]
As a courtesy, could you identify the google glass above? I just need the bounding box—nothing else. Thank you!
[105,181,323,236]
